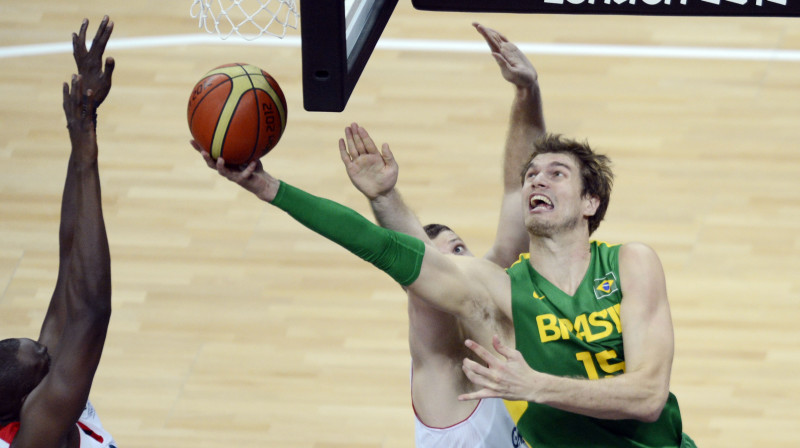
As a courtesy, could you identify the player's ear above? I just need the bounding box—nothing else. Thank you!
[582,194,600,217]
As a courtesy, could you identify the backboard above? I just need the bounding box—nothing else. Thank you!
[300,0,399,112]
[412,0,800,17]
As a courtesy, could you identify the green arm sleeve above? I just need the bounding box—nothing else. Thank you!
[271,181,425,286]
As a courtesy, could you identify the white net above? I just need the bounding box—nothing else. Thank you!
[190,0,299,40]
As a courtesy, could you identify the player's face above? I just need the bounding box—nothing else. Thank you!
[431,230,474,257]
[16,338,51,385]
[522,153,597,237]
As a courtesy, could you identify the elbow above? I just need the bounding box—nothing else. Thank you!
[636,388,669,423]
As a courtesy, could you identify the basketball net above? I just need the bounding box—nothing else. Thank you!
[190,0,299,40]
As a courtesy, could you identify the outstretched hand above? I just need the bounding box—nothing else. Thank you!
[338,123,398,200]
[191,140,279,202]
[73,16,115,108]
[473,23,537,89]
[458,335,538,402]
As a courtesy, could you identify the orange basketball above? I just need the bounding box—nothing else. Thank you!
[188,63,287,165]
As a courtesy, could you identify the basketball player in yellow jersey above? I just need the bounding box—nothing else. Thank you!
[200,131,693,447]
[452,138,695,446]
[338,23,542,447]
[196,25,691,448]
[0,16,117,448]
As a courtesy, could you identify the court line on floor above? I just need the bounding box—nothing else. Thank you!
[2,33,800,61]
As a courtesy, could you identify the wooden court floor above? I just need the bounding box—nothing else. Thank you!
[2,1,800,446]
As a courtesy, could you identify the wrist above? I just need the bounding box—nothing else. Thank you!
[67,117,95,134]
[258,175,281,203]
[527,370,553,405]
[370,188,400,207]
[515,80,539,98]
[67,127,97,148]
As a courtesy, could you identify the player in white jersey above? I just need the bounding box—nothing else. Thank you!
[337,23,544,447]
[74,402,118,448]
[0,16,115,448]
[414,397,523,447]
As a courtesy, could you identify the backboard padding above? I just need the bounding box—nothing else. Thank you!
[301,0,399,112]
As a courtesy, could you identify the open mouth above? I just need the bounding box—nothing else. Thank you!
[530,194,553,211]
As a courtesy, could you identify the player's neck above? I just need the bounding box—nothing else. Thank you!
[528,232,591,296]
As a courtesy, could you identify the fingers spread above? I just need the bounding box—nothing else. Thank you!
[216,157,228,173]
[492,334,514,358]
[92,18,114,56]
[78,19,89,46]
[356,126,379,154]
[458,390,491,402]
[104,57,116,79]
[380,143,394,163]
[492,52,508,68]
[465,339,501,365]
[338,138,354,165]
[242,161,257,178]
[461,359,499,392]
[344,125,358,155]
[350,123,366,155]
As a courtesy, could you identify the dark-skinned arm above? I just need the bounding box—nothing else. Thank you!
[16,16,114,448]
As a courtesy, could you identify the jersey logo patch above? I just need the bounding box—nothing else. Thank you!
[593,272,619,300]
[532,290,546,300]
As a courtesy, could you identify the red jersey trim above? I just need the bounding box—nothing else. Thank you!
[77,421,104,443]
[0,422,20,444]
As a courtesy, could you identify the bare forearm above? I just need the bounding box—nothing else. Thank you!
[503,82,544,189]
[38,152,80,347]
[488,82,543,265]
[370,189,429,242]
[531,371,668,422]
[39,130,97,346]
[69,136,111,315]
[58,153,79,262]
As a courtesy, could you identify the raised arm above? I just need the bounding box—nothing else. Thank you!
[16,16,114,448]
[473,23,545,267]
[459,243,673,422]
[38,15,115,352]
[338,123,429,242]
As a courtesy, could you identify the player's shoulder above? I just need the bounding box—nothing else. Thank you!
[618,242,664,276]
[618,241,659,259]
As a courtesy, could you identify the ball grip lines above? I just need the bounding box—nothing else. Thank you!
[188,63,287,165]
